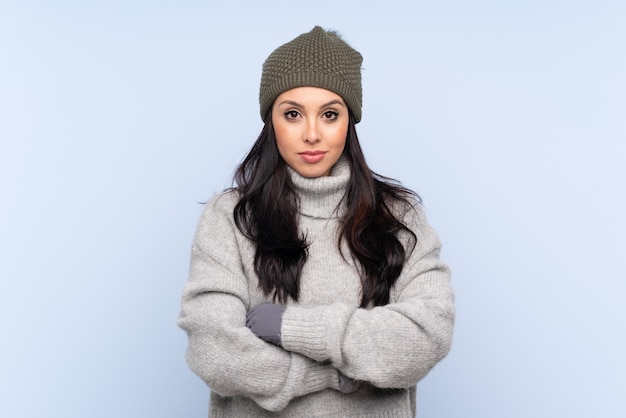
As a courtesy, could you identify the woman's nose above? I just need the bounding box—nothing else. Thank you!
[304,120,321,143]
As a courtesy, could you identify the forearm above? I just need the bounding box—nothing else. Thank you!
[179,292,340,411]
[281,303,453,387]
[280,263,455,388]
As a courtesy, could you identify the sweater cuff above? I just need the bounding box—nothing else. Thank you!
[296,359,341,394]
[281,304,353,364]
[252,355,339,411]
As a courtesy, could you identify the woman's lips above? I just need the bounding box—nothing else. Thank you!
[299,151,326,163]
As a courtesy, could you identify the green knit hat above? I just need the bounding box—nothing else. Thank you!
[259,26,363,123]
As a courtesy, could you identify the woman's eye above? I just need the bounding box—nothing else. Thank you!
[284,110,300,119]
[323,110,339,120]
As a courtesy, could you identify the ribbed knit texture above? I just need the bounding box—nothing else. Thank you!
[178,160,455,417]
[259,26,363,123]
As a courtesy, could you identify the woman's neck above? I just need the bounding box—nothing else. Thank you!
[288,157,350,219]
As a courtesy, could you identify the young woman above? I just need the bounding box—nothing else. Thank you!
[178,26,455,417]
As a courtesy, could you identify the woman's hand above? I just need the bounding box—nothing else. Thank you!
[246,303,287,346]
[338,371,360,393]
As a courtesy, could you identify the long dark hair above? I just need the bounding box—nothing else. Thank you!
[233,112,418,307]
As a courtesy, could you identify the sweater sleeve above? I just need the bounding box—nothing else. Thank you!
[177,193,340,412]
[280,202,455,389]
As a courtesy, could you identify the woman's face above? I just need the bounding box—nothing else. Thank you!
[272,87,349,178]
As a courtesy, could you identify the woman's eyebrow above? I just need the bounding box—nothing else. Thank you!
[320,100,345,108]
[277,100,303,108]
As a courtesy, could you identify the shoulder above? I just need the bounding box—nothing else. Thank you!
[374,178,423,221]
[195,189,241,236]
[204,189,240,213]
[382,190,425,225]
[383,191,442,249]
[401,196,430,229]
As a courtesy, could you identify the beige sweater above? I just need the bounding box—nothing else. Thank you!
[178,159,455,417]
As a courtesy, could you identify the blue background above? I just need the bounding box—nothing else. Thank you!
[1,1,624,417]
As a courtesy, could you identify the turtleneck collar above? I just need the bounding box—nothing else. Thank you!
[288,157,351,219]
